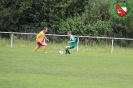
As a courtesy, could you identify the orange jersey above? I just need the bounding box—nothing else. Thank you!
[36,30,45,42]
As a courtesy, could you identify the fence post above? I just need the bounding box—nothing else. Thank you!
[76,36,79,52]
[11,33,14,48]
[111,38,114,54]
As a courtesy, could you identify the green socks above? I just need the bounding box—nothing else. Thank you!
[65,48,70,54]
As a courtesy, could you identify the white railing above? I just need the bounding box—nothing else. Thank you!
[0,31,133,54]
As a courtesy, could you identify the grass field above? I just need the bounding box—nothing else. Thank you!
[0,42,133,88]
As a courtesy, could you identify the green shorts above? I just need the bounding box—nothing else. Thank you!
[69,43,76,49]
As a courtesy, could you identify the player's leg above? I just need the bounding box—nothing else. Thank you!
[33,45,41,52]
[42,43,48,53]
[65,46,71,54]
[33,42,42,52]
[65,43,76,54]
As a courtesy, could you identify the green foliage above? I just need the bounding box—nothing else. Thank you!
[58,13,87,35]
[58,12,112,37]
[111,14,133,38]
[0,0,133,46]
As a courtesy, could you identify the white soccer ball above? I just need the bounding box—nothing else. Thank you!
[59,50,63,54]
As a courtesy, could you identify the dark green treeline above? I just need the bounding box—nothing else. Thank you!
[0,0,133,38]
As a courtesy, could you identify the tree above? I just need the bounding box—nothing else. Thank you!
[0,0,133,42]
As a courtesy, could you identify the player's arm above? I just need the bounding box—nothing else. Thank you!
[70,40,75,43]
[44,36,49,42]
[68,40,74,44]
[68,39,75,43]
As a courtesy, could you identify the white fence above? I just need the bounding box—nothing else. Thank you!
[0,31,133,54]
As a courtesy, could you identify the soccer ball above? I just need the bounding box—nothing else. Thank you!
[59,50,63,54]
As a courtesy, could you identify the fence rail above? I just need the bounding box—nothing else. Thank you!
[0,31,133,54]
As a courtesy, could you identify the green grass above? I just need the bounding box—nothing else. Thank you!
[0,44,133,88]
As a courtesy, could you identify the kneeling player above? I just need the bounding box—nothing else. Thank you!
[65,31,76,54]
